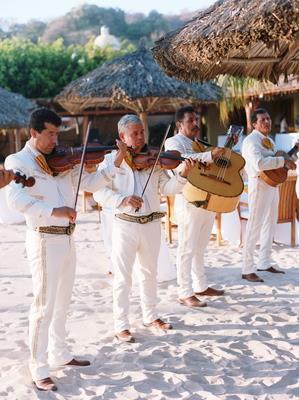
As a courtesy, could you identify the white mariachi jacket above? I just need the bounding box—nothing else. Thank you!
[93,150,187,216]
[5,140,116,229]
[164,133,213,164]
[242,130,285,179]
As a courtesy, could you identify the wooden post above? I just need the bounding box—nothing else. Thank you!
[245,102,253,134]
[81,116,89,212]
[81,116,89,144]
[7,130,14,155]
[14,129,22,152]
[139,112,149,143]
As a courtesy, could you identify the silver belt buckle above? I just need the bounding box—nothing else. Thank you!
[138,216,149,224]
[66,223,76,235]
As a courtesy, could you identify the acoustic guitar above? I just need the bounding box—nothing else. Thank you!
[260,143,298,187]
[183,125,245,213]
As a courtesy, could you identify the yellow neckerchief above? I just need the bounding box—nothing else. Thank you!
[261,137,274,150]
[35,154,54,176]
[192,140,206,153]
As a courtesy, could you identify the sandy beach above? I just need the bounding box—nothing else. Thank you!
[1,208,299,400]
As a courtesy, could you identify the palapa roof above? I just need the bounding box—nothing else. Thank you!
[152,0,299,83]
[245,76,299,98]
[0,87,35,129]
[56,46,221,114]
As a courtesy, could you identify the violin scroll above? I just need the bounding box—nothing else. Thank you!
[13,171,36,187]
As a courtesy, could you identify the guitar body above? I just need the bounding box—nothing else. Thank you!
[183,149,245,213]
[260,151,288,187]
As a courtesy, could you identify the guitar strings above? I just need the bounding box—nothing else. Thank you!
[217,134,234,181]
[216,134,231,181]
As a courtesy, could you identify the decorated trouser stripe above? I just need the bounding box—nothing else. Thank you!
[26,230,76,381]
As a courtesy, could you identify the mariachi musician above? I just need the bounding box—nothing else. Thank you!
[94,114,194,343]
[241,108,296,282]
[5,107,127,391]
[165,106,225,308]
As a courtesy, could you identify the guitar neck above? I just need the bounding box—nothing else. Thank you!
[288,144,298,158]
[224,125,243,149]
[224,135,235,149]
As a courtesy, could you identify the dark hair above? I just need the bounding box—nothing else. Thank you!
[175,106,196,124]
[29,107,61,133]
[251,108,269,124]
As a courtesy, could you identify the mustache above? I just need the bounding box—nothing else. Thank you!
[192,126,200,131]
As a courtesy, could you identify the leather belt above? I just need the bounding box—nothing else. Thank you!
[35,223,76,235]
[115,212,165,224]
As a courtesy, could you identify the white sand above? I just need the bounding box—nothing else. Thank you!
[0,209,299,400]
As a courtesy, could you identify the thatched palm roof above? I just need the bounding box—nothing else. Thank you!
[56,46,221,114]
[152,0,299,83]
[245,76,299,98]
[0,87,35,129]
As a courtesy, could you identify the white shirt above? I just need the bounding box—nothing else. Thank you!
[93,151,187,216]
[165,133,213,164]
[242,130,285,179]
[5,140,116,229]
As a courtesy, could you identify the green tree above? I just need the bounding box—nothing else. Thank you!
[0,37,134,98]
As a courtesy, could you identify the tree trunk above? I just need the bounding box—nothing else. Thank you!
[139,112,149,143]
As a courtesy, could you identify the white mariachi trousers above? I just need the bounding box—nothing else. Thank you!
[26,230,75,381]
[175,198,215,299]
[111,219,160,332]
[242,177,279,274]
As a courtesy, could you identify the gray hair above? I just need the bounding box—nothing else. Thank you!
[117,114,142,134]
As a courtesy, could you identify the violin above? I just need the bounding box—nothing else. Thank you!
[14,171,35,187]
[130,148,207,170]
[45,144,118,174]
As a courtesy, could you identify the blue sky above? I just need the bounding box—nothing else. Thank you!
[1,0,216,23]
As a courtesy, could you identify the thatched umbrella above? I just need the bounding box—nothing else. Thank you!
[0,87,35,129]
[56,46,221,140]
[152,0,299,83]
[0,87,35,152]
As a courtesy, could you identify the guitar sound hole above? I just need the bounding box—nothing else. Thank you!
[215,157,231,167]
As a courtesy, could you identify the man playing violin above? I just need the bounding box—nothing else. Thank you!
[0,168,14,188]
[94,114,194,343]
[242,108,296,282]
[165,106,225,308]
[5,107,127,391]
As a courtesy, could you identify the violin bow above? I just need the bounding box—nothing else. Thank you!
[73,121,92,210]
[136,123,172,212]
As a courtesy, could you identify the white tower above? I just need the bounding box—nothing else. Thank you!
[94,26,121,50]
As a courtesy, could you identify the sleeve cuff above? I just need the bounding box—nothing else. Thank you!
[205,151,213,163]
[115,195,126,210]
[177,173,187,183]
[277,156,285,168]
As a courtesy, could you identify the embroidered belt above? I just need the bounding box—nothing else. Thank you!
[35,223,76,235]
[115,212,165,224]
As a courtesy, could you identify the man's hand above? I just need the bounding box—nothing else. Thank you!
[120,195,143,209]
[52,207,77,223]
[114,139,127,168]
[0,169,15,189]
[284,159,297,170]
[211,147,226,160]
[179,159,196,178]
